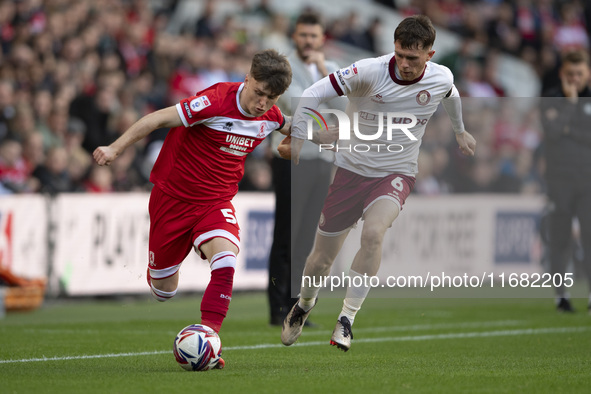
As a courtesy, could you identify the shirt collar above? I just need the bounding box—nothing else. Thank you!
[389,55,426,85]
[236,83,256,117]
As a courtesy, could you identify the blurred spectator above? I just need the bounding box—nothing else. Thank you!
[119,22,151,78]
[487,2,522,55]
[108,108,148,191]
[46,107,68,148]
[415,150,451,195]
[84,165,113,193]
[460,59,502,98]
[330,12,373,51]
[0,0,557,197]
[426,0,465,34]
[69,83,119,153]
[22,131,45,175]
[64,117,91,192]
[554,1,589,53]
[363,17,383,54]
[514,0,542,51]
[239,158,272,192]
[194,0,217,38]
[111,145,147,192]
[32,146,72,194]
[0,138,36,193]
[10,103,37,141]
[33,89,52,137]
[0,80,16,141]
[540,49,591,311]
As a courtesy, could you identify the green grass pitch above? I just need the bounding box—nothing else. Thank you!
[1,291,590,393]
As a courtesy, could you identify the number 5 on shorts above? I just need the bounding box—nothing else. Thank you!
[221,208,237,224]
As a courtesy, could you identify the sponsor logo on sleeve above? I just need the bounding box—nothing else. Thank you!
[342,64,358,79]
[336,70,346,86]
[189,95,211,113]
[183,102,192,118]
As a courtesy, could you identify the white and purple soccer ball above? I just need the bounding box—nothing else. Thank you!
[173,324,222,371]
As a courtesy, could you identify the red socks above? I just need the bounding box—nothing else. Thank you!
[200,266,235,333]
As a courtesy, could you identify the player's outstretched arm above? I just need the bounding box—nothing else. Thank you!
[277,136,306,163]
[290,77,340,164]
[277,128,337,162]
[93,106,182,166]
[277,135,292,160]
[277,116,292,136]
[455,130,476,156]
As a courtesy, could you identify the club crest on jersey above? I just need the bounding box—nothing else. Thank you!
[416,90,431,106]
[223,121,233,132]
[189,95,211,113]
[371,93,384,104]
[256,123,266,138]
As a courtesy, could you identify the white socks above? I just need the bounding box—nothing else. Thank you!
[338,269,371,326]
[298,286,320,312]
[297,269,373,322]
[298,275,323,312]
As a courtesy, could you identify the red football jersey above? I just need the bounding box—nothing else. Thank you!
[150,82,285,204]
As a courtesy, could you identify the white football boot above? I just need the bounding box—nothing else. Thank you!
[281,299,316,346]
[330,316,353,352]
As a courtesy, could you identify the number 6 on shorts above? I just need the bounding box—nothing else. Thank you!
[391,176,404,192]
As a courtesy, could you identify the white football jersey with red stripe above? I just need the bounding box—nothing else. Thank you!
[150,82,284,204]
[326,54,455,177]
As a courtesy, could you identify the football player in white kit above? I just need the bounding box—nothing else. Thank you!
[280,15,476,351]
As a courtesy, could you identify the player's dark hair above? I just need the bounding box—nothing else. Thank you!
[249,49,292,96]
[561,49,590,66]
[394,15,436,50]
[295,12,323,29]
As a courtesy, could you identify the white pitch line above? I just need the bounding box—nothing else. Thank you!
[0,326,588,364]
[225,326,591,350]
[14,320,522,337]
[0,350,170,364]
[324,319,524,335]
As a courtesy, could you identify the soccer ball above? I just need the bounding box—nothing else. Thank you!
[173,324,222,371]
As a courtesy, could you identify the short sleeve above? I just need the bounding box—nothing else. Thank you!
[176,93,216,127]
[327,60,368,96]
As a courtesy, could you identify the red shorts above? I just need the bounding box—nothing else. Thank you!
[318,168,415,235]
[148,186,241,279]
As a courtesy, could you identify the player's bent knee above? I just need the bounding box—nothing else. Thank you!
[150,282,177,302]
[360,228,385,249]
[147,267,179,301]
[307,251,334,272]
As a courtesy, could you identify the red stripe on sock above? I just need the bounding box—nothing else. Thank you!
[210,252,235,266]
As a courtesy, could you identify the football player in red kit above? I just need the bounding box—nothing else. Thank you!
[93,49,292,369]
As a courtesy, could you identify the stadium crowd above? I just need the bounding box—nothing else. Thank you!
[0,0,589,196]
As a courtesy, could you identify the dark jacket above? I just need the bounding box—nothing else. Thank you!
[541,86,591,180]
